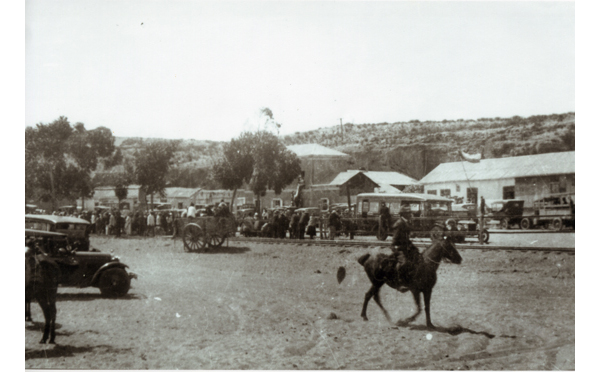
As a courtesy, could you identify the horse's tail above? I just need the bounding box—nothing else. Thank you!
[357,253,371,267]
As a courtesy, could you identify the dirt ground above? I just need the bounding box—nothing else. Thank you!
[25,235,575,370]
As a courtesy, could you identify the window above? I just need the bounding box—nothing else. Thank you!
[390,202,401,215]
[466,187,478,204]
[237,197,246,206]
[440,189,451,197]
[503,186,515,199]
[427,190,437,195]
[456,184,461,192]
[550,182,560,194]
[369,202,380,214]
[360,200,369,214]
[177,202,183,209]
[319,198,329,212]
[272,199,282,208]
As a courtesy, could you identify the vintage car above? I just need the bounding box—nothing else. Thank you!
[25,214,91,251]
[340,193,489,242]
[25,229,136,297]
[484,199,525,229]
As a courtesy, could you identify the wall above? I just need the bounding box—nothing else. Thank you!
[300,157,353,187]
[423,179,514,204]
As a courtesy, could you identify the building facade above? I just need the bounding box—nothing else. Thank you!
[419,151,575,209]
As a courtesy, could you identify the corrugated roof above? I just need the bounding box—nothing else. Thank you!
[164,187,201,198]
[419,151,575,184]
[329,170,416,186]
[287,144,350,158]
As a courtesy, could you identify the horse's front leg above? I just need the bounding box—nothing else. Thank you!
[423,288,435,329]
[397,289,421,325]
[25,299,32,321]
[361,285,376,321]
[372,286,392,323]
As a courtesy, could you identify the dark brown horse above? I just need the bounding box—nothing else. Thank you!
[26,247,60,344]
[357,237,462,328]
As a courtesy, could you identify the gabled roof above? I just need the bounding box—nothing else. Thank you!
[329,170,417,186]
[419,151,575,184]
[286,144,350,158]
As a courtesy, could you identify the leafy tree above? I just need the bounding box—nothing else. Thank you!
[25,117,116,210]
[212,131,301,209]
[133,141,178,210]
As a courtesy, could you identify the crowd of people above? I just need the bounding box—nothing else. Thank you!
[39,200,233,239]
[240,208,343,240]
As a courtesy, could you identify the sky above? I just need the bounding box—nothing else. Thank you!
[25,1,574,141]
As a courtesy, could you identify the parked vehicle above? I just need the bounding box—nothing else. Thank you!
[484,199,525,229]
[179,213,238,251]
[25,214,91,251]
[340,193,489,242]
[25,229,136,297]
[524,192,575,230]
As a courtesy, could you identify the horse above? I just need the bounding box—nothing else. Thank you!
[25,246,60,344]
[357,236,462,328]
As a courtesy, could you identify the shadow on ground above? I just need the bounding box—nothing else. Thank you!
[194,246,251,254]
[26,344,133,360]
[56,292,143,302]
[395,322,503,339]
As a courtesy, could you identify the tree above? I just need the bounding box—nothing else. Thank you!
[212,131,301,210]
[25,117,116,210]
[114,162,135,208]
[133,141,177,210]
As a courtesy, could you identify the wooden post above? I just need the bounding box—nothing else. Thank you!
[479,196,485,243]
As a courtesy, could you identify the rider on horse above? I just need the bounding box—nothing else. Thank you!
[385,205,421,291]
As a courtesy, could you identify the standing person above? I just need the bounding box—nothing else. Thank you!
[147,212,156,237]
[125,214,132,235]
[108,213,116,235]
[290,212,300,239]
[379,201,391,238]
[90,213,96,234]
[307,214,318,239]
[278,210,289,239]
[171,211,179,239]
[298,210,310,240]
[115,211,122,238]
[156,212,162,235]
[262,208,269,220]
[328,210,341,240]
[187,203,197,218]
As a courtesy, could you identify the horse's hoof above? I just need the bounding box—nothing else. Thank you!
[39,339,47,344]
[426,323,436,329]
[361,316,368,321]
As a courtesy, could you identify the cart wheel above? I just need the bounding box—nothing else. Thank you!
[183,224,206,252]
[99,268,131,297]
[552,217,563,231]
[479,229,490,243]
[520,218,531,230]
[500,218,509,230]
[207,234,225,248]
[430,225,444,241]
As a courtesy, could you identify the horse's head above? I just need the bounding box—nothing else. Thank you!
[441,236,462,264]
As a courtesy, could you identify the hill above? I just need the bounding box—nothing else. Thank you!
[96,112,575,187]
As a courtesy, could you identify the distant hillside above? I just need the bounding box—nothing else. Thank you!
[96,112,574,187]
[282,112,575,179]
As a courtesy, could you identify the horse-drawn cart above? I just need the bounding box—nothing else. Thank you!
[179,215,237,252]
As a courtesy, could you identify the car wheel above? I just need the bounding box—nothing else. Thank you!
[99,268,131,298]
[552,217,563,231]
[500,218,509,230]
[520,218,531,230]
[479,229,490,243]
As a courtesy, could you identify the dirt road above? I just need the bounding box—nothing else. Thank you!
[25,236,575,370]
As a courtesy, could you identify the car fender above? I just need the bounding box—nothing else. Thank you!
[90,262,130,286]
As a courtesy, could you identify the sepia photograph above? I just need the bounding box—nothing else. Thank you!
[20,0,583,370]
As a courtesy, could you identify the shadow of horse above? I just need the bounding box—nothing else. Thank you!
[26,344,133,360]
[201,246,251,254]
[56,292,144,302]
[394,322,498,339]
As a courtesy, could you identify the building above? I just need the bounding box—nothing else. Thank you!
[303,170,418,211]
[287,144,353,186]
[419,151,575,208]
